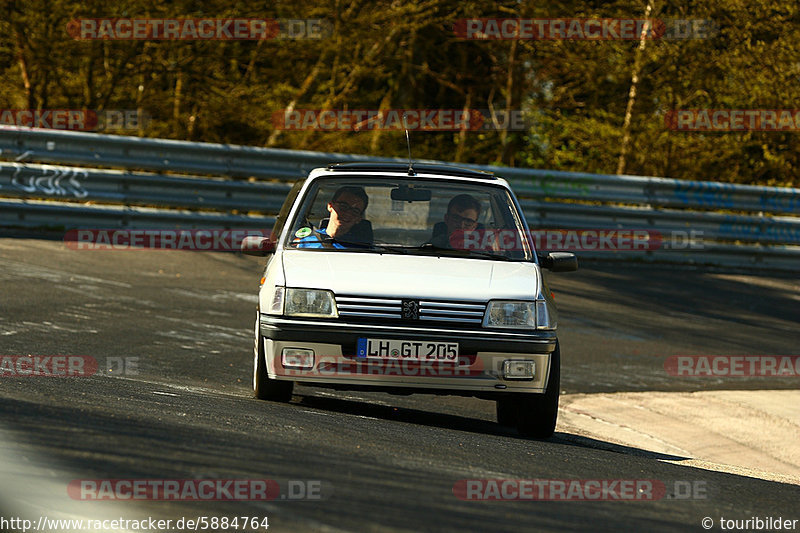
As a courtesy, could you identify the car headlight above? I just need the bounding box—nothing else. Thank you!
[284,288,338,318]
[484,300,555,330]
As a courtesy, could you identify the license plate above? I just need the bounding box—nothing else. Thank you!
[356,338,458,360]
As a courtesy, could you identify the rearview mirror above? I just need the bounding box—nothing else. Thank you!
[391,186,431,202]
[539,252,578,272]
[241,236,276,256]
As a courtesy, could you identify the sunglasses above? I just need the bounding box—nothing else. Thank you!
[447,212,478,227]
[332,201,365,217]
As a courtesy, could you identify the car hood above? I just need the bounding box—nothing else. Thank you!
[282,250,540,300]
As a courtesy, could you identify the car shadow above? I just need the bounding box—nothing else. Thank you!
[293,392,689,462]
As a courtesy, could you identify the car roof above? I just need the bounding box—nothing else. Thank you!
[320,162,498,181]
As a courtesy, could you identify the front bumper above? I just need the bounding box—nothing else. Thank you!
[259,315,557,394]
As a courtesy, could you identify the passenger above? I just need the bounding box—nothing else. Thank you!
[294,186,370,248]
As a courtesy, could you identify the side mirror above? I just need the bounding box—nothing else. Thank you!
[241,236,276,256]
[539,252,578,272]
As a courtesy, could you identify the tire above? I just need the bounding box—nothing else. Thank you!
[253,312,293,402]
[515,342,561,439]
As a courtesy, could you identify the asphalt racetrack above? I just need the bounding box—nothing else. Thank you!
[0,235,797,532]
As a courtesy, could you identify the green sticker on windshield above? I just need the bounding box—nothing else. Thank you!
[295,227,312,238]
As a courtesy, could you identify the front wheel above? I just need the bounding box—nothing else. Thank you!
[253,312,293,402]
[514,343,561,439]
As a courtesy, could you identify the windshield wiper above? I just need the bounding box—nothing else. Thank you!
[458,249,512,261]
[413,243,512,261]
[362,243,409,254]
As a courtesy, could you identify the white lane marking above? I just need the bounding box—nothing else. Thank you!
[152,391,179,397]
[100,376,243,400]
[0,257,132,288]
[166,288,258,303]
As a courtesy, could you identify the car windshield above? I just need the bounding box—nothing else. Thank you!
[284,176,533,261]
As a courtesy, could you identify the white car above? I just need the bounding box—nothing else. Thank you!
[243,162,577,438]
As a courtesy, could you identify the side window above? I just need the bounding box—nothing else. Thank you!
[271,180,305,243]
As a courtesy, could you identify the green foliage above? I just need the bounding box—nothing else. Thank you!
[0,0,797,186]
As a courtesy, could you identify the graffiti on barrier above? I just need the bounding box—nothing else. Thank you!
[0,164,88,198]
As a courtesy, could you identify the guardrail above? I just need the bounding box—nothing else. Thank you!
[1,127,798,271]
[2,127,799,214]
[0,161,291,212]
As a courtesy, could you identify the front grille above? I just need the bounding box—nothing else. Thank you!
[336,295,486,326]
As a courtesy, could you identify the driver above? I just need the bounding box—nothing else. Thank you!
[294,186,370,249]
[429,194,481,249]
